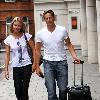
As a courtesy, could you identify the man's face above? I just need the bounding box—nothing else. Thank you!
[44,13,55,26]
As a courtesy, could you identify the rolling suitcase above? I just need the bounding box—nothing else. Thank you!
[68,60,92,100]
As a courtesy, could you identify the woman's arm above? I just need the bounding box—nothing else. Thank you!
[4,44,10,80]
[35,42,43,77]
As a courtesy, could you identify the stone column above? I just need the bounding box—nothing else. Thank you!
[80,0,88,56]
[86,0,98,63]
[96,0,100,69]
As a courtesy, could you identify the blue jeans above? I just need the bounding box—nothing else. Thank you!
[43,60,68,100]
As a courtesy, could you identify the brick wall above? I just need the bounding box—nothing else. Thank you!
[0,1,35,43]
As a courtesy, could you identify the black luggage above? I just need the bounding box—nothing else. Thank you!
[68,60,92,100]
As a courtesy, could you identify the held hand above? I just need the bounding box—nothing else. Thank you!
[4,70,9,80]
[32,64,36,73]
[36,67,44,78]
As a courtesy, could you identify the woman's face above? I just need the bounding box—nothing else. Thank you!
[13,21,22,33]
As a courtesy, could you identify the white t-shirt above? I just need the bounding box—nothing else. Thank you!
[36,25,68,61]
[4,33,32,67]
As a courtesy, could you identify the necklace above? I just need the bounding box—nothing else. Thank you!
[12,32,23,39]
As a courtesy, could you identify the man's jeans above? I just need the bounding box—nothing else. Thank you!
[43,60,68,100]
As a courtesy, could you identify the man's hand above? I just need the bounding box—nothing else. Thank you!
[73,55,80,64]
[73,60,80,64]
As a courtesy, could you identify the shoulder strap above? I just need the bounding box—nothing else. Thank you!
[24,33,28,42]
[24,33,35,44]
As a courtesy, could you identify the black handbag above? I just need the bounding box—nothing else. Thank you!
[24,33,43,65]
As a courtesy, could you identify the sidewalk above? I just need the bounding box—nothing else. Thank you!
[0,56,100,100]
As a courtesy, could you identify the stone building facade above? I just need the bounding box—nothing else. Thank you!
[80,0,100,70]
[0,0,35,47]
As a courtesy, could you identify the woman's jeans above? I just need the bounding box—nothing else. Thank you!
[13,64,32,100]
[43,60,68,100]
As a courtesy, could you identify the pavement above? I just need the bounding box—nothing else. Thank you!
[0,50,100,100]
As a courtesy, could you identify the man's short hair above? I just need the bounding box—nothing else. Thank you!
[43,9,55,18]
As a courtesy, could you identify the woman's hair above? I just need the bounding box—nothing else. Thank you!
[10,17,25,34]
[43,9,55,19]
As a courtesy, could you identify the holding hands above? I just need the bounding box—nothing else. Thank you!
[4,66,9,80]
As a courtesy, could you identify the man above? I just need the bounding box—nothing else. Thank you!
[35,10,80,100]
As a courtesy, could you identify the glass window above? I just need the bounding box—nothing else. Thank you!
[23,17,29,33]
[5,0,16,2]
[6,16,13,35]
[71,17,77,30]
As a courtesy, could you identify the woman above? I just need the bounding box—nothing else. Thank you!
[4,17,35,100]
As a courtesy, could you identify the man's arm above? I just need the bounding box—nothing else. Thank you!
[35,42,43,76]
[65,37,80,62]
[35,42,42,65]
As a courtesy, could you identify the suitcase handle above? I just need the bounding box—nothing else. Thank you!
[73,60,84,86]
[73,60,84,64]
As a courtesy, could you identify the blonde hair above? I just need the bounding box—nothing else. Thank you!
[10,17,25,34]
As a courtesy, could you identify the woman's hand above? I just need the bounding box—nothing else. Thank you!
[4,68,9,80]
[32,63,36,73]
[36,67,44,78]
